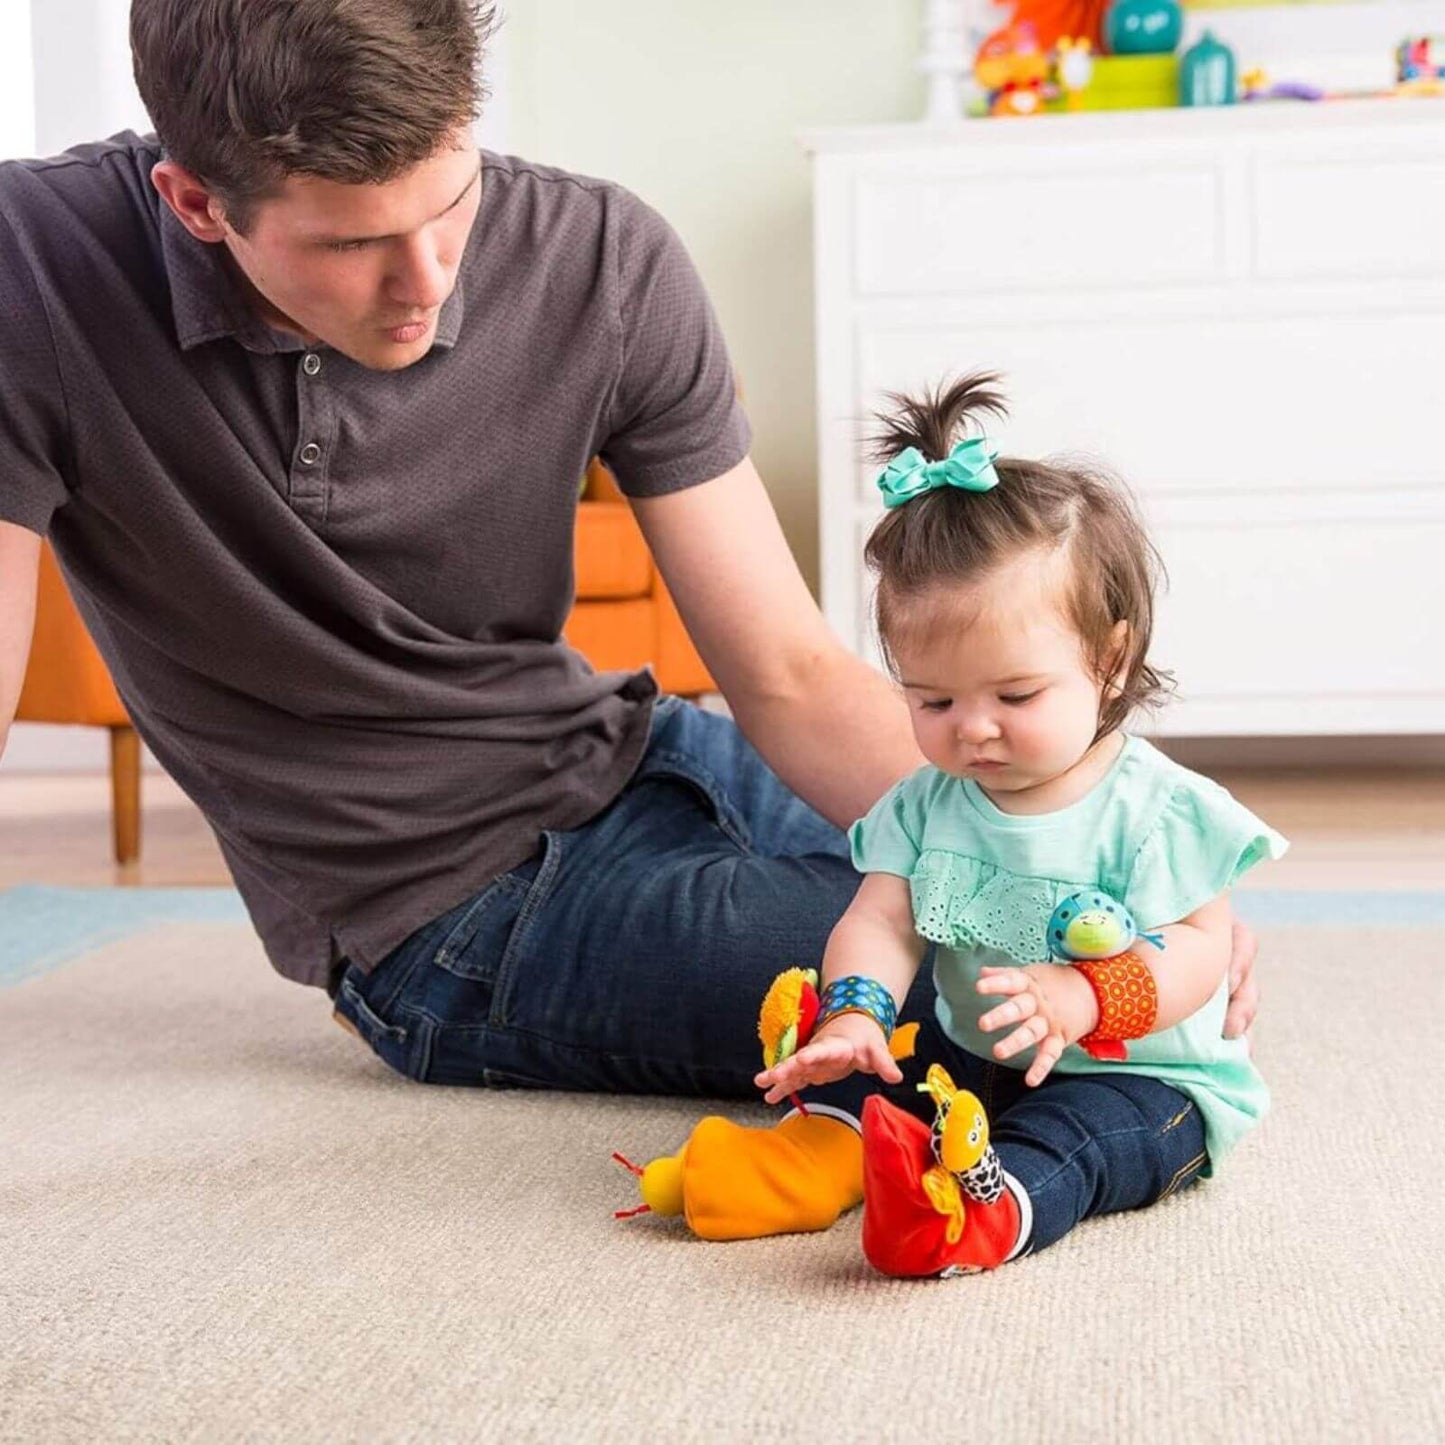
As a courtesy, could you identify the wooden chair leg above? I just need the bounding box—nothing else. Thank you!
[109,724,142,865]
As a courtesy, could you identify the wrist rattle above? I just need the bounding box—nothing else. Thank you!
[1046,890,1162,1061]
[815,974,897,1040]
[756,967,917,1113]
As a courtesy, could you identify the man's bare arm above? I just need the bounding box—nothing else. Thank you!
[0,520,42,761]
[630,456,922,827]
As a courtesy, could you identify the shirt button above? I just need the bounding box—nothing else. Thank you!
[299,442,322,466]
[302,353,322,377]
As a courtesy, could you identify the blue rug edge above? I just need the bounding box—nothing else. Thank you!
[1,885,1442,990]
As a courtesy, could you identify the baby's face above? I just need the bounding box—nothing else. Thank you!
[891,547,1114,803]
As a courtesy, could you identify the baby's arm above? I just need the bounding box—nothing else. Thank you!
[1132,892,1235,1029]
[977,892,1236,1085]
[755,872,926,1105]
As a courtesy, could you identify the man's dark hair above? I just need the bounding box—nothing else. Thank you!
[131,0,494,233]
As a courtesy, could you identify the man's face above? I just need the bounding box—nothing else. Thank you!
[220,134,482,370]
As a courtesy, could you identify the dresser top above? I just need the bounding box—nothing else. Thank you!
[801,95,1445,154]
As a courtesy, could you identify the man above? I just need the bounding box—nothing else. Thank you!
[0,0,1258,1241]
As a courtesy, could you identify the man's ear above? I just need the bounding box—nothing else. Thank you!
[150,161,229,244]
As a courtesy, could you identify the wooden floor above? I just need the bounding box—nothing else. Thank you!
[1,766,1442,892]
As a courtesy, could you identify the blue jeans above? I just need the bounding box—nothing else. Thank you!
[334,696,933,1099]
[881,1013,1209,1257]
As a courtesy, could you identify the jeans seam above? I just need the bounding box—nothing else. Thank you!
[1159,1102,1195,1134]
[410,1013,436,1081]
[1159,1150,1208,1199]
[1011,1118,1202,1200]
[365,927,440,1019]
[490,829,567,1029]
[433,875,528,976]
[637,745,754,853]
[340,975,408,1043]
[1009,1134,1099,1197]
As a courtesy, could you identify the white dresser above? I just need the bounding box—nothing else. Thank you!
[806,101,1445,736]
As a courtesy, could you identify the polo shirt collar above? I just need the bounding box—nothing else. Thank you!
[159,200,464,356]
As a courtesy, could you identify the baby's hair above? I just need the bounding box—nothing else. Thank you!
[865,373,1172,739]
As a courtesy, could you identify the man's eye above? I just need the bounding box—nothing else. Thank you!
[921,699,952,713]
[327,239,371,253]
[1000,690,1042,706]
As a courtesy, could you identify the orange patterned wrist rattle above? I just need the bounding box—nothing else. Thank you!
[1074,951,1158,1062]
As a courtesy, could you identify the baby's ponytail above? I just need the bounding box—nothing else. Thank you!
[866,373,1009,470]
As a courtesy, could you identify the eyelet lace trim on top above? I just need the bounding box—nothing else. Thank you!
[909,850,1089,965]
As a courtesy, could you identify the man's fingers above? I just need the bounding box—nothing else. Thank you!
[1223,917,1261,1038]
[1228,918,1258,992]
[1223,973,1260,1040]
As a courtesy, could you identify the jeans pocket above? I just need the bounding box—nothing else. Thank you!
[433,870,534,981]
[337,973,407,1046]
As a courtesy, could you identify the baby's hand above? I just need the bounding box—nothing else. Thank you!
[755,1012,903,1105]
[976,963,1100,1087]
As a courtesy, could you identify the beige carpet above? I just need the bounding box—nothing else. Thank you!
[2,922,1441,1444]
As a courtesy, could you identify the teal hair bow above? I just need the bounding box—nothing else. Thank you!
[876,437,1000,509]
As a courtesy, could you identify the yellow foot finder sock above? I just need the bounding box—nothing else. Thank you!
[617,1111,864,1241]
[681,1111,863,1240]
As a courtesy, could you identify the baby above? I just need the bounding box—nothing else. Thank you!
[756,374,1287,1275]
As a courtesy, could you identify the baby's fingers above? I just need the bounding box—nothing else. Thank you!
[976,968,1029,998]
[978,989,1038,1034]
[991,1013,1049,1062]
[1024,1034,1066,1087]
[860,1037,905,1085]
[757,1041,849,1103]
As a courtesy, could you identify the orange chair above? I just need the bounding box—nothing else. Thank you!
[16,545,142,863]
[16,460,714,863]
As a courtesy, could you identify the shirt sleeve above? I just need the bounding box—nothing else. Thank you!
[0,209,71,536]
[848,773,932,879]
[1126,778,1289,929]
[597,190,750,497]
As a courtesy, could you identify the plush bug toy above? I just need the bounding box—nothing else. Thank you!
[914,1064,1004,1256]
[1046,889,1163,962]
[1046,889,1164,1061]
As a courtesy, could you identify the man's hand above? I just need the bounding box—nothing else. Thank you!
[976,963,1100,1087]
[755,1012,903,1105]
[1223,918,1260,1042]
[0,521,43,760]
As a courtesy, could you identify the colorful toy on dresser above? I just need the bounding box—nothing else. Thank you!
[1397,35,1445,95]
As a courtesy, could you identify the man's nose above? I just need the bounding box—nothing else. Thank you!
[389,235,451,310]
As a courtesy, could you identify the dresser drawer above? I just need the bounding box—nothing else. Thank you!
[1147,489,1445,735]
[1253,146,1445,282]
[853,158,1225,298]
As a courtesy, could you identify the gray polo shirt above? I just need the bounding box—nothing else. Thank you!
[1,133,749,988]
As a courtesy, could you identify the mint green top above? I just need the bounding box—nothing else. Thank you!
[848,736,1288,1172]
